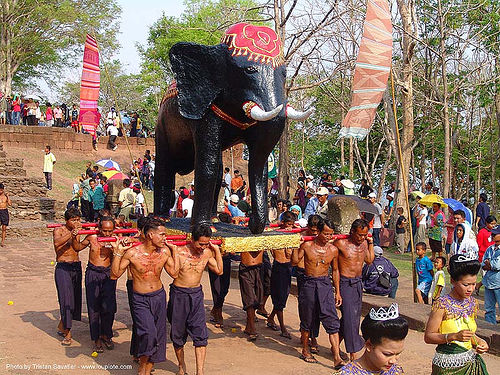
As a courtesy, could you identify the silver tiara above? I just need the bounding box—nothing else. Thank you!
[369,303,399,321]
[455,253,478,263]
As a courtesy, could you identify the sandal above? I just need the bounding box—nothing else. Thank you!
[280,331,292,339]
[309,346,319,354]
[61,337,72,346]
[266,322,279,331]
[244,331,258,341]
[334,361,347,370]
[256,310,269,318]
[299,354,318,363]
[103,339,114,350]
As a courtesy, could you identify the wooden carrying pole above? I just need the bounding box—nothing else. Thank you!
[390,69,417,302]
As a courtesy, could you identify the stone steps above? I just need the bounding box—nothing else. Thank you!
[0,141,65,226]
[0,176,47,197]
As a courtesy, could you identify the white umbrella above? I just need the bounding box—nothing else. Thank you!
[24,94,43,101]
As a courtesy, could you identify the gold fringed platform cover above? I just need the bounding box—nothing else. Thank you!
[164,218,300,253]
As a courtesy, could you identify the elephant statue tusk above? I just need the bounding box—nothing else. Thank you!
[243,101,283,122]
[286,105,315,121]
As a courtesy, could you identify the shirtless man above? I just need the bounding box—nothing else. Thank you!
[0,183,12,247]
[292,218,344,368]
[52,207,84,346]
[294,214,322,353]
[167,223,223,375]
[239,248,264,341]
[111,218,179,375]
[334,219,374,361]
[266,211,297,339]
[71,216,118,352]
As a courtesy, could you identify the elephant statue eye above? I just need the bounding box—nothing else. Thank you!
[245,66,258,74]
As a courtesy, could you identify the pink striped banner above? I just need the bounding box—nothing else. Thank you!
[79,34,100,136]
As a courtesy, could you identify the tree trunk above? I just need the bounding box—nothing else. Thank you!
[420,141,426,191]
[438,0,451,198]
[340,138,345,169]
[349,137,354,178]
[491,116,497,213]
[492,57,500,212]
[396,0,417,302]
[274,0,289,199]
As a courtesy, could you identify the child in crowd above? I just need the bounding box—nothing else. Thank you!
[415,242,434,304]
[338,303,408,374]
[428,256,446,303]
[395,207,407,254]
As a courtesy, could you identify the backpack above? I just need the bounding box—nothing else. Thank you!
[376,261,391,289]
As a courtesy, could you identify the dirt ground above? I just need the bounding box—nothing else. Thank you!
[1,237,499,375]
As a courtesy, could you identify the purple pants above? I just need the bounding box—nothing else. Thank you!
[339,276,365,353]
[296,267,320,338]
[85,262,116,341]
[298,275,340,334]
[167,284,208,348]
[131,287,167,363]
[55,262,82,330]
[270,261,292,311]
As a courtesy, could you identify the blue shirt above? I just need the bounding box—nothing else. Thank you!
[89,185,106,210]
[416,256,433,284]
[303,197,318,219]
[228,203,245,218]
[482,245,500,289]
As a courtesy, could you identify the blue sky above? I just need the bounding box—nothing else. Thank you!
[117,0,185,73]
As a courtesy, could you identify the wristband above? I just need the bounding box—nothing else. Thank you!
[113,252,123,257]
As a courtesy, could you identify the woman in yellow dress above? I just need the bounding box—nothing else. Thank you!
[424,254,489,374]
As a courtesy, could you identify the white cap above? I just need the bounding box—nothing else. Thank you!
[368,192,377,198]
[230,194,240,203]
[297,218,308,228]
[316,187,329,196]
[306,174,314,179]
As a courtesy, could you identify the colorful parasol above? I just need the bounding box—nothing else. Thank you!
[443,198,472,224]
[96,159,121,170]
[419,194,448,208]
[106,172,129,181]
[410,191,425,199]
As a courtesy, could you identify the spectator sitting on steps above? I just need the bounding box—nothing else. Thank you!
[362,246,399,299]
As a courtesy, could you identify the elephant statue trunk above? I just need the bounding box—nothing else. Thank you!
[243,101,283,122]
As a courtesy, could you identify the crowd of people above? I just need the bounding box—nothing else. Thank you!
[0,93,148,151]
[51,205,497,375]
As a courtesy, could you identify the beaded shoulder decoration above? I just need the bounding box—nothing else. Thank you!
[431,294,477,320]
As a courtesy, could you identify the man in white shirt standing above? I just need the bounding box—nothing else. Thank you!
[368,192,384,246]
[415,203,428,245]
[43,145,56,190]
[182,193,194,218]
[107,122,119,151]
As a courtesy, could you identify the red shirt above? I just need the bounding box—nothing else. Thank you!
[13,99,21,112]
[477,227,494,262]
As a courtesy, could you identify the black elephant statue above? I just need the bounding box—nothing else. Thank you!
[154,23,313,234]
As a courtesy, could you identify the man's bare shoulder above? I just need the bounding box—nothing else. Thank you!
[334,237,348,247]
[301,240,313,250]
[326,242,339,252]
[53,226,68,237]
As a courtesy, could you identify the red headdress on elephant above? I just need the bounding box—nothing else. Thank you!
[221,23,284,69]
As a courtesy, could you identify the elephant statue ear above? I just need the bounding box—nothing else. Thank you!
[169,42,226,120]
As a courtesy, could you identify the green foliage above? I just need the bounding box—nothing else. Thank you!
[1,0,121,94]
